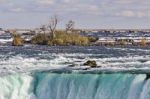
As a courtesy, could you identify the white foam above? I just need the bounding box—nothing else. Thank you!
[0,38,13,44]
[0,52,150,74]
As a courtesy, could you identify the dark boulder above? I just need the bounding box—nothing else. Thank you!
[83,60,97,67]
[146,74,150,80]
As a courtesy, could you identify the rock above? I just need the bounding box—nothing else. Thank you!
[3,67,7,69]
[68,64,76,67]
[16,67,20,70]
[146,74,150,80]
[83,60,97,67]
[68,63,80,67]
[138,59,147,63]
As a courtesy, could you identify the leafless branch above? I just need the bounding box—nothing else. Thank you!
[48,15,58,38]
[66,20,75,33]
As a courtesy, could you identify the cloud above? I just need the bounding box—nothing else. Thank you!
[114,0,136,4]
[0,0,6,2]
[10,7,24,12]
[0,0,150,28]
[63,0,71,3]
[37,0,54,5]
[115,10,135,17]
[115,10,150,18]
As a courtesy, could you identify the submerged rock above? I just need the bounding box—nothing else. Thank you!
[2,67,7,69]
[68,63,80,67]
[16,67,20,70]
[146,74,150,80]
[138,59,147,63]
[83,60,97,67]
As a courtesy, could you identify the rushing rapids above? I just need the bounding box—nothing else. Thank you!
[1,73,150,99]
[1,33,150,99]
[1,45,150,75]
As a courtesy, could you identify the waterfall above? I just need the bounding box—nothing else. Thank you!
[0,74,35,99]
[0,73,149,99]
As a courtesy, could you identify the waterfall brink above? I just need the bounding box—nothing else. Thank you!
[0,74,36,99]
[0,73,149,99]
[33,73,146,99]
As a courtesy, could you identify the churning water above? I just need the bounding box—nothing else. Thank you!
[1,33,150,99]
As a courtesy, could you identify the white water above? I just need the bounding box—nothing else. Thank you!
[0,38,12,44]
[1,53,150,74]
[0,73,150,99]
[0,44,149,99]
[0,74,35,99]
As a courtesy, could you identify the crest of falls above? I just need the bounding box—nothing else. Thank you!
[0,73,150,99]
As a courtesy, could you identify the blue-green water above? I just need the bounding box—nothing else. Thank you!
[0,73,150,99]
[0,45,150,99]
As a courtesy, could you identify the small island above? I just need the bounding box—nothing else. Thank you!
[1,15,149,47]
[11,16,98,46]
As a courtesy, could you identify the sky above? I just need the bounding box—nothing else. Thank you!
[0,0,150,29]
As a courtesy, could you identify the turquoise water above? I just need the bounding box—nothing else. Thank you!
[0,44,150,99]
[0,73,150,99]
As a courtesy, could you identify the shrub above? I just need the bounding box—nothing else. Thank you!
[31,34,49,45]
[73,36,89,46]
[52,31,90,46]
[47,40,53,46]
[88,37,98,42]
[31,31,93,46]
[52,38,64,45]
[140,37,147,46]
[12,34,24,46]
[118,39,127,45]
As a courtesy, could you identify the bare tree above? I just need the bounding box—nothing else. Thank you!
[40,25,47,40]
[66,20,75,33]
[48,15,58,38]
